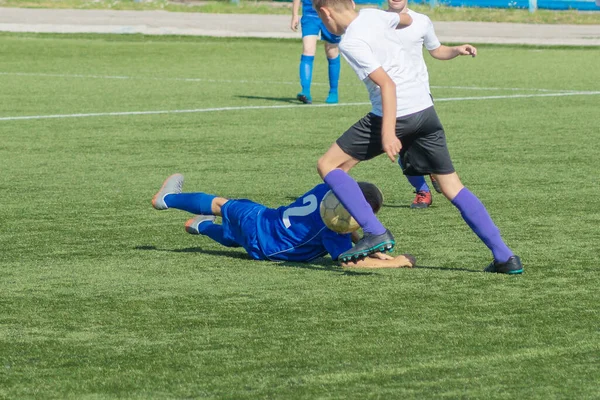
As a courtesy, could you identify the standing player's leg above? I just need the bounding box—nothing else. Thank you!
[298,16,320,104]
[398,157,432,209]
[401,107,521,273]
[433,172,522,274]
[324,43,340,104]
[298,36,317,104]
[321,23,341,104]
[317,143,395,261]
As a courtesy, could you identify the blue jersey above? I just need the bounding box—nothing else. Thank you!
[302,0,318,17]
[255,184,352,262]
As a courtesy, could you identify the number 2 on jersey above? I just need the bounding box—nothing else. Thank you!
[282,194,318,228]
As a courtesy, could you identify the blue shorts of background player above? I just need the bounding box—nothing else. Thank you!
[291,0,342,104]
[301,14,341,44]
[151,174,415,269]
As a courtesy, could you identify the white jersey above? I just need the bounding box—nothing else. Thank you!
[395,9,441,93]
[340,8,433,118]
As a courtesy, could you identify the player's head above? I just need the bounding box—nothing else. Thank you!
[312,0,356,35]
[387,0,408,12]
[358,182,384,214]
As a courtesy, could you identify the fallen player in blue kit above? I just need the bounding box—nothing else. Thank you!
[151,174,415,269]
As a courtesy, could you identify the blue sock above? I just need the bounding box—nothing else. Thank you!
[451,188,514,263]
[197,221,239,248]
[164,193,215,215]
[327,55,340,95]
[299,55,314,96]
[398,158,429,192]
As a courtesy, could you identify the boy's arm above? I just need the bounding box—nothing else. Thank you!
[429,44,477,60]
[291,0,301,31]
[368,67,401,162]
[341,253,416,269]
[395,13,413,29]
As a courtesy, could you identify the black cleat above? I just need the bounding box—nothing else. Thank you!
[484,255,523,274]
[429,175,442,193]
[339,229,395,263]
[296,93,312,104]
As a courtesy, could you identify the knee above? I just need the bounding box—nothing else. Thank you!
[434,173,464,201]
[325,45,339,59]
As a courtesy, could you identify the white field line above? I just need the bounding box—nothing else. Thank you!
[0,71,587,93]
[1,91,599,122]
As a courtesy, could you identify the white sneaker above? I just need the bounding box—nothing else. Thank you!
[151,173,184,210]
[185,215,216,235]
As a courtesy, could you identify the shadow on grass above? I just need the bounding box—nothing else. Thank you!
[236,95,300,104]
[277,259,376,276]
[414,265,482,273]
[382,203,416,209]
[134,245,374,275]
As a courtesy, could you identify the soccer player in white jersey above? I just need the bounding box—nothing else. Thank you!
[313,0,522,273]
[388,0,477,208]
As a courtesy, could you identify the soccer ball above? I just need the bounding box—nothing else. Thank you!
[320,190,360,234]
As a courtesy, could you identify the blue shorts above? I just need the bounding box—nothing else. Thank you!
[221,199,267,260]
[301,15,341,44]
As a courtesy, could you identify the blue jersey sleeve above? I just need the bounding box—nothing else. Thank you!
[321,229,352,261]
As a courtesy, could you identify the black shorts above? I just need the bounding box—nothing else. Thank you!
[336,106,455,176]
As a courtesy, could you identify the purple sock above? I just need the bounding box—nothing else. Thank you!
[198,222,239,248]
[451,188,513,263]
[323,169,386,235]
[164,193,215,215]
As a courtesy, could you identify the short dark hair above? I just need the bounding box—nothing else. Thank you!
[358,182,384,214]
[312,0,353,12]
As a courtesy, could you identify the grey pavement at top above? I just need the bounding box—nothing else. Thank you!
[0,7,599,45]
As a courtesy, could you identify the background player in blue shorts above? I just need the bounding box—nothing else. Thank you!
[291,0,342,104]
[151,174,415,269]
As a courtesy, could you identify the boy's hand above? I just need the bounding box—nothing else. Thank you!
[382,133,402,162]
[291,15,300,32]
[457,44,477,57]
[369,252,394,260]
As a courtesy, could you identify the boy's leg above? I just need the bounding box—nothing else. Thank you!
[433,172,522,274]
[324,43,340,104]
[398,157,432,209]
[401,107,521,273]
[318,143,395,261]
[152,174,229,216]
[185,216,240,247]
[429,175,442,193]
[163,193,227,216]
[298,35,318,104]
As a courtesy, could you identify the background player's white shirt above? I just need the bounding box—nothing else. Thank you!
[395,9,441,94]
[340,9,433,117]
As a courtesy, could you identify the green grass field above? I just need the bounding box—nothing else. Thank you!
[0,33,599,398]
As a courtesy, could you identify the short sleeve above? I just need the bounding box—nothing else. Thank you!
[321,230,352,261]
[423,17,441,51]
[340,38,381,81]
[383,10,401,28]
